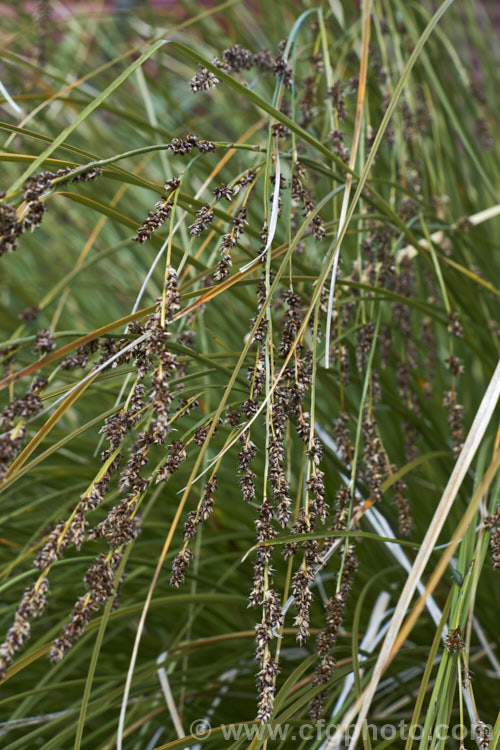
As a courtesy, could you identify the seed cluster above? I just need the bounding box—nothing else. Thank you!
[361,409,387,503]
[476,720,491,749]
[23,167,103,201]
[255,588,282,722]
[214,206,248,281]
[182,475,217,541]
[392,477,412,536]
[1,167,102,257]
[334,413,352,464]
[169,135,216,155]
[189,66,220,92]
[329,81,347,120]
[310,547,359,722]
[443,390,464,456]
[189,203,214,236]
[132,177,180,243]
[50,552,122,663]
[34,510,88,570]
[0,576,49,678]
[447,311,464,338]
[220,44,255,72]
[189,43,293,94]
[0,198,45,256]
[356,322,375,371]
[0,377,47,480]
[485,507,500,570]
[328,128,350,164]
[193,417,221,446]
[171,475,218,587]
[291,164,325,241]
[133,197,173,243]
[489,528,500,569]
[20,305,40,323]
[156,440,187,483]
[213,183,233,202]
[444,626,465,654]
[239,432,257,503]
[60,339,99,371]
[34,329,55,355]
[89,497,141,548]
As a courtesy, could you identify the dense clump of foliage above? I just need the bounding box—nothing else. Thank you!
[0,1,499,748]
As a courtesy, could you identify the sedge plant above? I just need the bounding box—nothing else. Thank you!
[0,1,499,749]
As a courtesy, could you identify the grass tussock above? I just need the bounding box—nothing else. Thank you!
[0,1,499,748]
